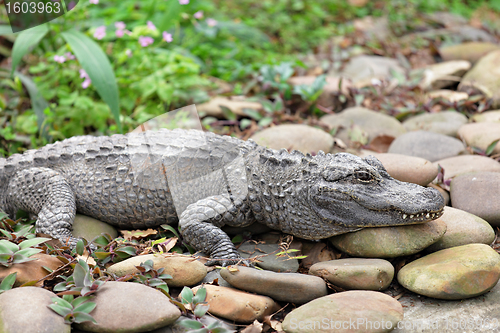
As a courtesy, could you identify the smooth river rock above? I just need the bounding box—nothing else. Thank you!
[75,281,181,332]
[418,60,471,90]
[249,124,334,154]
[309,258,394,291]
[398,244,500,300]
[433,155,500,179]
[0,287,70,333]
[470,109,500,123]
[106,254,207,287]
[330,219,447,258]
[368,153,438,186]
[282,291,404,333]
[320,106,406,145]
[457,122,500,155]
[238,242,299,273]
[192,284,279,323]
[450,171,500,226]
[0,253,64,287]
[220,265,327,304]
[388,130,466,162]
[341,55,405,87]
[439,42,500,64]
[402,110,467,137]
[73,214,118,240]
[426,207,495,252]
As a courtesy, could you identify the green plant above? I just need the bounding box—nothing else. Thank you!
[0,237,51,267]
[53,259,106,297]
[177,286,232,333]
[0,272,17,294]
[48,294,97,325]
[131,259,172,294]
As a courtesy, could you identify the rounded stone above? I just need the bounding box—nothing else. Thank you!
[75,281,181,332]
[330,219,447,258]
[433,155,500,179]
[220,265,327,304]
[0,287,71,333]
[388,130,466,162]
[369,153,438,186]
[72,214,118,241]
[457,122,500,155]
[282,290,403,333]
[439,42,500,64]
[419,60,471,90]
[320,107,406,145]
[0,253,64,287]
[426,90,469,104]
[426,207,495,252]
[238,242,299,273]
[450,172,500,226]
[402,110,467,137]
[309,258,394,291]
[249,124,334,154]
[192,284,279,323]
[471,109,500,123]
[397,244,500,300]
[106,254,207,287]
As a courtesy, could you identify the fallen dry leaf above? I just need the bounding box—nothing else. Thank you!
[121,228,158,241]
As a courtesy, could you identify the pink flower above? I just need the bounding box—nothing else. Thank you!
[178,0,189,4]
[138,36,154,47]
[79,69,91,89]
[206,18,217,27]
[193,11,203,19]
[93,25,106,40]
[147,21,157,31]
[54,55,66,63]
[115,21,126,30]
[116,29,124,38]
[162,31,173,43]
[89,0,98,4]
[64,52,75,60]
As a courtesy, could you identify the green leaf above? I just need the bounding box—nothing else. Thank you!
[0,240,19,253]
[14,248,42,258]
[51,296,73,309]
[61,29,121,132]
[180,286,193,304]
[73,301,97,314]
[192,287,207,304]
[72,312,97,324]
[76,239,84,256]
[0,272,17,291]
[14,73,50,139]
[160,225,180,238]
[0,25,14,35]
[485,139,500,156]
[157,0,181,31]
[11,24,49,76]
[258,117,273,127]
[243,108,262,120]
[48,304,72,317]
[194,304,210,318]
[18,237,51,249]
[116,246,137,256]
[178,319,203,329]
[71,296,92,308]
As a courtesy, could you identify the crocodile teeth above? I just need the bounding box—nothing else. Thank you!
[410,215,414,218]
[403,214,407,219]
[426,213,430,218]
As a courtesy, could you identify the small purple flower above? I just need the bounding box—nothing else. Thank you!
[54,55,66,63]
[93,25,106,40]
[115,21,126,30]
[89,0,98,4]
[125,49,132,57]
[64,52,75,60]
[162,31,173,43]
[193,11,203,19]
[138,36,154,47]
[147,21,157,31]
[79,69,91,89]
[206,18,217,27]
[116,30,124,38]
[178,0,189,4]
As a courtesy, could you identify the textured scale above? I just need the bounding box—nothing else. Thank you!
[0,128,445,265]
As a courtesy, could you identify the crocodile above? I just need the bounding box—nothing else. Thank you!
[0,128,444,265]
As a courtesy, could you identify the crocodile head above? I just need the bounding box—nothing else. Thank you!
[307,153,445,228]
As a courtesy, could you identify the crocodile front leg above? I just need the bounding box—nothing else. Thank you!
[5,167,81,248]
[179,195,251,266]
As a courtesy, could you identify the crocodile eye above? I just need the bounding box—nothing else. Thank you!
[355,171,373,182]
